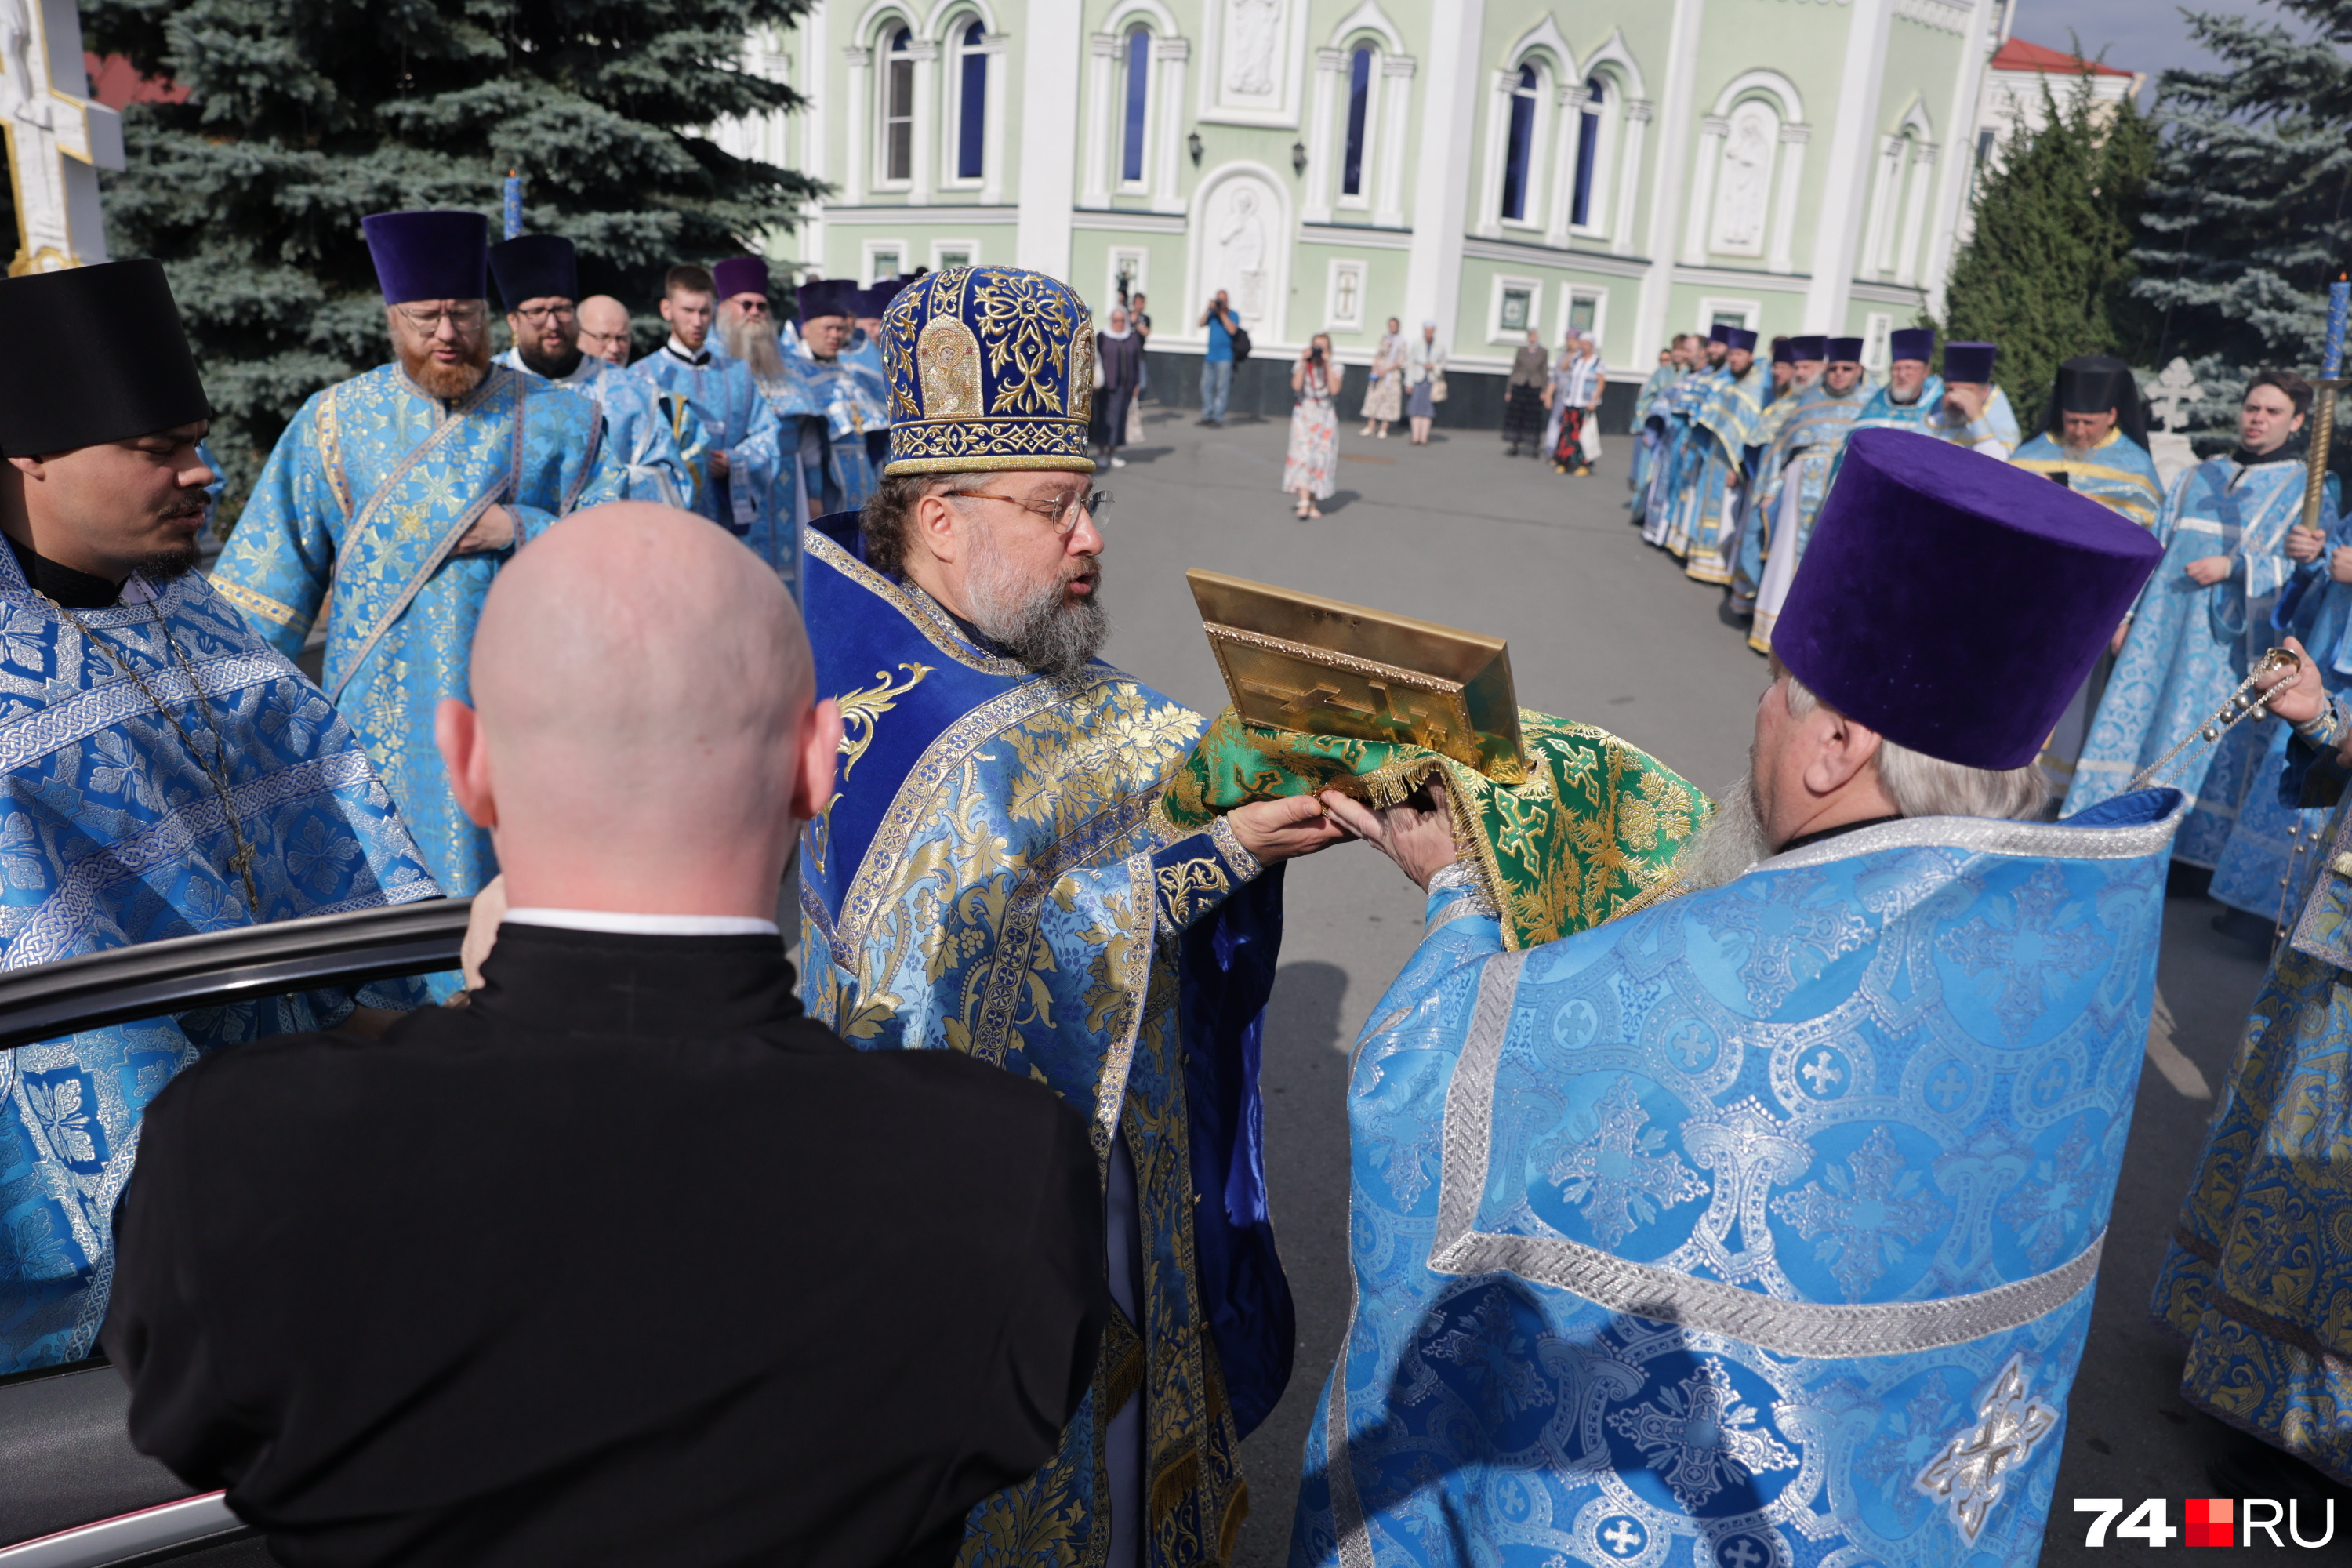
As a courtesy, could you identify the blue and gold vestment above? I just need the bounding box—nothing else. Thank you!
[1639,370,1718,550]
[1627,365,1682,506]
[799,515,1288,1566]
[630,347,788,563]
[496,349,699,510]
[779,337,891,520]
[211,362,619,899]
[2010,427,2163,529]
[0,553,441,1371]
[1747,382,1868,653]
[2154,728,2352,1485]
[1291,792,2182,1566]
[1675,368,1768,583]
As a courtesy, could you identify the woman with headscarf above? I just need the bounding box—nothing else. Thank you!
[1502,329,1548,457]
[1284,332,1340,518]
[1403,321,1446,446]
[1094,304,1142,469]
[1360,318,1403,437]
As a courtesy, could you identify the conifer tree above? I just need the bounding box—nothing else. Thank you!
[1938,73,2156,431]
[2136,0,2352,382]
[79,0,819,517]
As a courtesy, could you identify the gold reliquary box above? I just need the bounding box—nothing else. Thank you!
[1187,569,1527,782]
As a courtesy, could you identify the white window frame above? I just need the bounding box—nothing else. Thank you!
[931,238,981,270]
[1105,246,1151,314]
[1570,73,1619,241]
[941,13,991,191]
[1497,62,1552,234]
[1116,24,1156,195]
[1335,42,1381,212]
[874,24,917,191]
[1487,273,1543,344]
[1694,296,1761,336]
[1326,259,1367,332]
[1557,286,1607,357]
[1862,310,1895,372]
[862,240,909,285]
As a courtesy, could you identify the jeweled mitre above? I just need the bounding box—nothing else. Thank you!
[880,266,1098,476]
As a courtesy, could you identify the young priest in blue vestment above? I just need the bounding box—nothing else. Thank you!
[0,261,439,1372]
[1303,430,2175,1567]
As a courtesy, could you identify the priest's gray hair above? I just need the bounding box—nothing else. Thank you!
[860,472,998,575]
[1784,676,2049,821]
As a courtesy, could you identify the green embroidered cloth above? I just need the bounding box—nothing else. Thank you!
[1160,707,1712,949]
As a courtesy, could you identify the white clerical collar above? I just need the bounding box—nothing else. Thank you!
[664,335,712,366]
[504,907,779,937]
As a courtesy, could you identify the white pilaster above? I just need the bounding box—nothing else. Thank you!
[981,33,1010,205]
[1612,97,1649,257]
[1801,0,1895,330]
[1632,0,1706,355]
[1895,143,1937,285]
[1303,49,1345,223]
[1152,38,1190,212]
[842,45,873,209]
[1767,124,1809,274]
[1017,0,1083,276]
[1403,0,1485,344]
[801,3,829,266]
[1681,116,1728,266]
[1376,56,1416,229]
[1922,0,1999,316]
[1859,136,1900,280]
[1546,84,1590,249]
[1081,34,1118,208]
[1473,69,1515,239]
[907,39,940,204]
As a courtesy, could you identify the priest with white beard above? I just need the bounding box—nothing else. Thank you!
[488,235,697,510]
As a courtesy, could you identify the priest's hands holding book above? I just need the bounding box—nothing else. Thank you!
[1318,781,1462,893]
[1225,795,1353,862]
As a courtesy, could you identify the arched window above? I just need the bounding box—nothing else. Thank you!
[1572,76,1604,227]
[1342,45,1374,198]
[882,27,914,183]
[1121,27,1152,184]
[956,21,987,180]
[1500,65,1539,222]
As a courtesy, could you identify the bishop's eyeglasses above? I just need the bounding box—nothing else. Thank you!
[954,488,1113,537]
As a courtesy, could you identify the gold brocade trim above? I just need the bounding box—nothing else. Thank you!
[1102,1303,1145,1421]
[210,577,305,631]
[834,661,934,779]
[804,528,1032,676]
[886,452,1098,475]
[317,381,354,518]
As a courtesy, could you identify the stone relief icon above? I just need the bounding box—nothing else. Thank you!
[1217,184,1269,319]
[1711,101,1777,256]
[1225,0,1282,96]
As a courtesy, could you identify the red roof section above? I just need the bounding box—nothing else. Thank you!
[83,53,189,108]
[1991,37,2135,80]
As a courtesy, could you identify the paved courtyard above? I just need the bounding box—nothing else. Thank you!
[1076,397,2343,1564]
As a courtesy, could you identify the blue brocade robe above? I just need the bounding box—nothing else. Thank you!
[1640,372,1713,546]
[1676,368,1768,583]
[1923,386,2022,461]
[797,517,1291,1566]
[630,347,787,554]
[2009,429,2163,530]
[2154,731,2352,1486]
[785,339,891,519]
[0,556,441,1370]
[2063,456,2315,851]
[1748,383,1868,655]
[210,363,619,898]
[1290,791,2182,1567]
[1627,366,1681,506]
[496,350,699,510]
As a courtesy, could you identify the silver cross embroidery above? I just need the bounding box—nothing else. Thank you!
[1913,1353,2058,1543]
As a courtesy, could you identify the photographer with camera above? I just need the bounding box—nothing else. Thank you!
[1198,291,1241,425]
[1283,333,1339,520]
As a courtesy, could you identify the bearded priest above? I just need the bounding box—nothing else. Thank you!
[1298,430,2177,1568]
[0,261,440,1371]
[211,211,619,904]
[798,265,1346,1566]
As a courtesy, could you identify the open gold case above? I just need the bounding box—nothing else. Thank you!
[1186,569,1526,782]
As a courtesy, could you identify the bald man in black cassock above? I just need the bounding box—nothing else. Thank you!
[103,503,1108,1568]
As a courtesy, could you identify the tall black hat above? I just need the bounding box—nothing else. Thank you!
[0,260,209,458]
[488,235,579,310]
[2043,354,2148,447]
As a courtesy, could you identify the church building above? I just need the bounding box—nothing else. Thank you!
[719,0,2092,398]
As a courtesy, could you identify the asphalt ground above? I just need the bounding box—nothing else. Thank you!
[1081,397,2350,1564]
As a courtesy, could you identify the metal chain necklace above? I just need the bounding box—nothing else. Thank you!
[2127,646,2303,794]
[52,594,263,914]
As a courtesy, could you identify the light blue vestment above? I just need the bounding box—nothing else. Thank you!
[1922,386,2021,459]
[1745,382,1870,653]
[630,345,787,551]
[0,554,441,1371]
[495,350,699,509]
[1627,366,1681,506]
[1290,790,2182,1567]
[2010,429,2164,531]
[2064,455,2316,851]
[784,336,891,518]
[211,362,619,898]
[1678,368,1769,583]
[1640,372,1714,546]
[797,514,1294,1560]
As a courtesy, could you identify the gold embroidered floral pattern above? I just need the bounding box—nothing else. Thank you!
[834,662,934,779]
[1155,856,1230,934]
[975,271,1074,414]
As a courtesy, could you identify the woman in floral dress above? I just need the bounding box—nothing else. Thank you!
[1360,318,1403,437]
[1284,333,1339,519]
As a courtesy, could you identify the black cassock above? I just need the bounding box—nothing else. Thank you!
[104,923,1106,1568]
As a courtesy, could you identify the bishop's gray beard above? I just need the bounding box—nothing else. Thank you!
[721,314,789,381]
[964,533,1108,679]
[1671,770,1771,894]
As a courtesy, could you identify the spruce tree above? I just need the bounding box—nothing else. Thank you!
[78,0,820,519]
[2136,0,2352,388]
[1938,72,2156,432]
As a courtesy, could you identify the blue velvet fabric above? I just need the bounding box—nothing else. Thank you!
[361,210,488,304]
